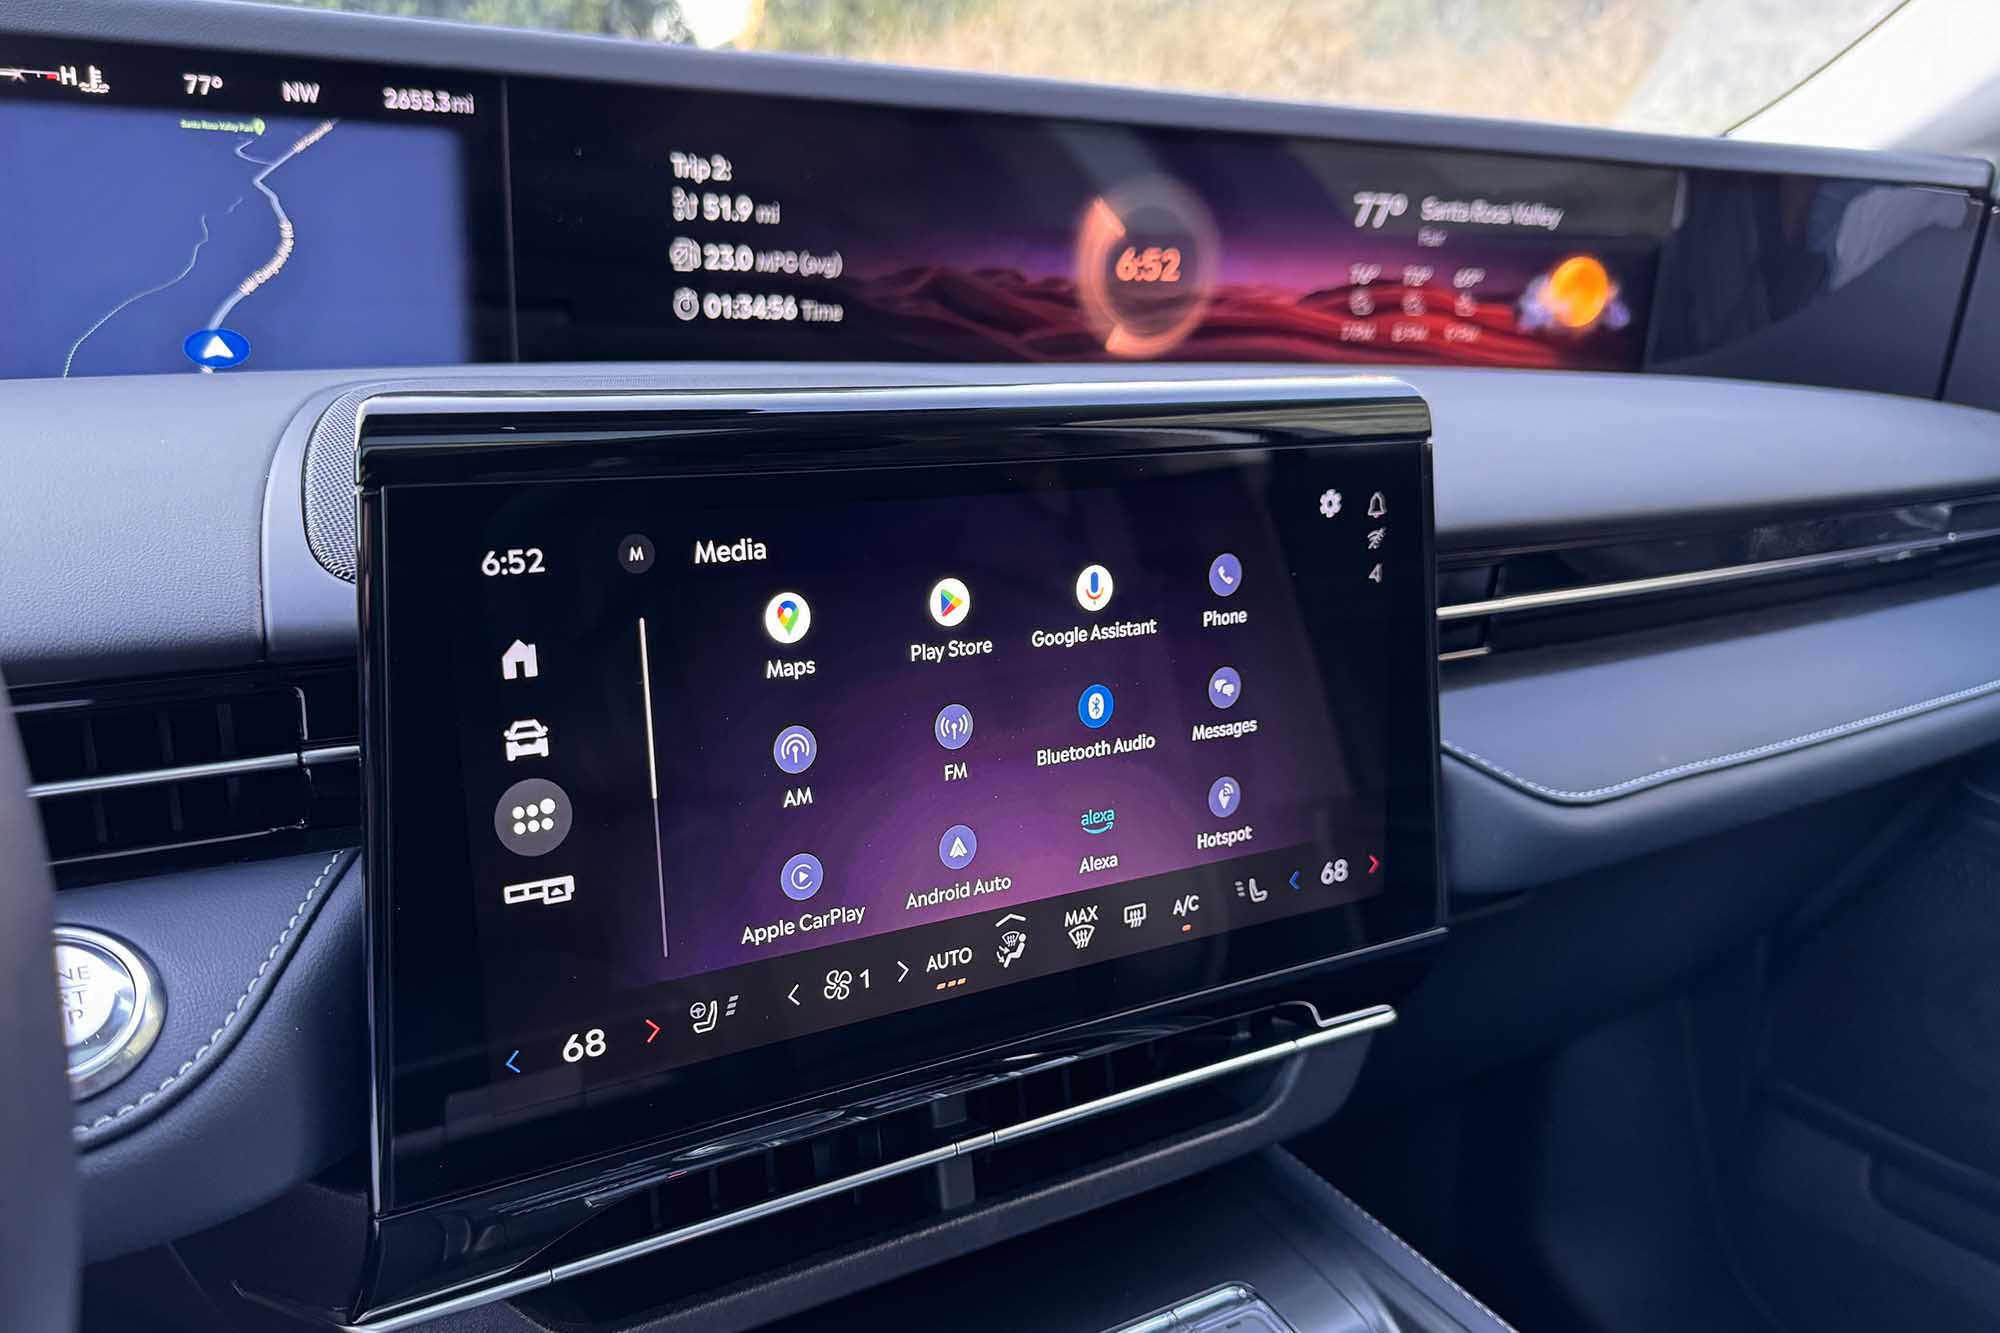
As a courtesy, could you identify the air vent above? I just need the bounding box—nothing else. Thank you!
[13,666,359,885]
[1438,491,2000,660]
[517,1008,1357,1328]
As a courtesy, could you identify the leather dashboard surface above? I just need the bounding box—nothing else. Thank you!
[13,362,2000,1254]
[1441,577,2000,892]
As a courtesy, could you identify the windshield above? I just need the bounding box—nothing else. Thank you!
[246,0,1903,136]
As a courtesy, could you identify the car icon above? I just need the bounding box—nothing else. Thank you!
[503,718,550,762]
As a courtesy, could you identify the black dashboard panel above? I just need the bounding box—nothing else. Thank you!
[1649,169,1986,396]
[0,11,1989,395]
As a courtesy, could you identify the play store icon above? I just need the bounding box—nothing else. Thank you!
[928,576,971,628]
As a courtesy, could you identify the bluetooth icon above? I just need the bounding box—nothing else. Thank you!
[1318,489,1343,519]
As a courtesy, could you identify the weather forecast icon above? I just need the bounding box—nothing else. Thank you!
[1520,254,1630,333]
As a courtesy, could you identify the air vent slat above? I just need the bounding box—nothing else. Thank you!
[12,666,359,886]
[1438,491,2000,661]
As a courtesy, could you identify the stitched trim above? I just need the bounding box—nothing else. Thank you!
[72,849,348,1137]
[1443,675,2000,804]
[1274,1149,1521,1333]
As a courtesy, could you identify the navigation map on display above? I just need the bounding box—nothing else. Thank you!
[0,100,471,378]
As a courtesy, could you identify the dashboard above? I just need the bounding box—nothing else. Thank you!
[12,3,2000,1332]
[2,29,1988,394]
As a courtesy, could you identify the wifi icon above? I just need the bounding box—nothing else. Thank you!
[772,724,818,776]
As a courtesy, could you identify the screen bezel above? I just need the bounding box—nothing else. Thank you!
[359,382,1443,1212]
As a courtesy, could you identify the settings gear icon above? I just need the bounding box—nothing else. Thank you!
[1318,488,1343,519]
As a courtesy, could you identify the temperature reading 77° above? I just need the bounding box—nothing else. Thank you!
[1352,192,1409,229]
[182,73,224,96]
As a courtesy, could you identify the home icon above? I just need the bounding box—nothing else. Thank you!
[501,640,539,681]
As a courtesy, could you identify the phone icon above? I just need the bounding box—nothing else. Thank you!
[1208,553,1243,597]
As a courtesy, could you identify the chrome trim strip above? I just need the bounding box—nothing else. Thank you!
[27,743,360,800]
[987,1041,1285,1145]
[352,375,1419,434]
[1174,1285,1258,1321]
[550,1142,965,1282]
[1437,646,1491,663]
[305,743,363,766]
[342,1004,1395,1331]
[1436,527,2000,622]
[29,751,300,799]
[339,1273,552,1332]
[1293,1004,1398,1051]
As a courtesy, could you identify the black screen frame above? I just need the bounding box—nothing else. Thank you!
[359,381,1443,1212]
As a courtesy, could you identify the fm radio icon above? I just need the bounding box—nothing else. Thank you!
[934,703,974,751]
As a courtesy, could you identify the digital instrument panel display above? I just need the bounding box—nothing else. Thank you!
[0,33,1677,381]
[0,36,508,378]
[362,384,1442,1206]
[511,83,1677,370]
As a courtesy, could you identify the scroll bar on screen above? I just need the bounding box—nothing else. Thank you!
[639,616,669,958]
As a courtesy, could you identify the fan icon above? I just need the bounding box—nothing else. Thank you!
[1318,489,1343,519]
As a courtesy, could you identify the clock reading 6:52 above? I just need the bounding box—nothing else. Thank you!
[480,548,546,577]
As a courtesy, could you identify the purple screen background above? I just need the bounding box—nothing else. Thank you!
[635,469,1361,982]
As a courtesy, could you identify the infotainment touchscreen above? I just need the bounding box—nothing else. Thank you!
[363,383,1440,1208]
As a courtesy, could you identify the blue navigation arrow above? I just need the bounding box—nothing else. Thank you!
[1288,870,1301,892]
[505,1049,521,1074]
[183,327,250,369]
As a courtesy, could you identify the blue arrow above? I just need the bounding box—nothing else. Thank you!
[1289,871,1301,891]
[505,1050,521,1074]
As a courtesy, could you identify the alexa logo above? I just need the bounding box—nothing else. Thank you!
[1079,807,1116,836]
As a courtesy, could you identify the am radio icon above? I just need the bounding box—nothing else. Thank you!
[773,725,818,775]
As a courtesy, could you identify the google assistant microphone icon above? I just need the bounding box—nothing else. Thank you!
[1075,563,1114,612]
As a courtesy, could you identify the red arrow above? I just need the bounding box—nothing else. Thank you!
[643,1018,660,1044]
[1367,854,1381,875]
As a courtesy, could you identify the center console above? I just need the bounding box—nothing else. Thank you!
[269,378,1444,1329]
